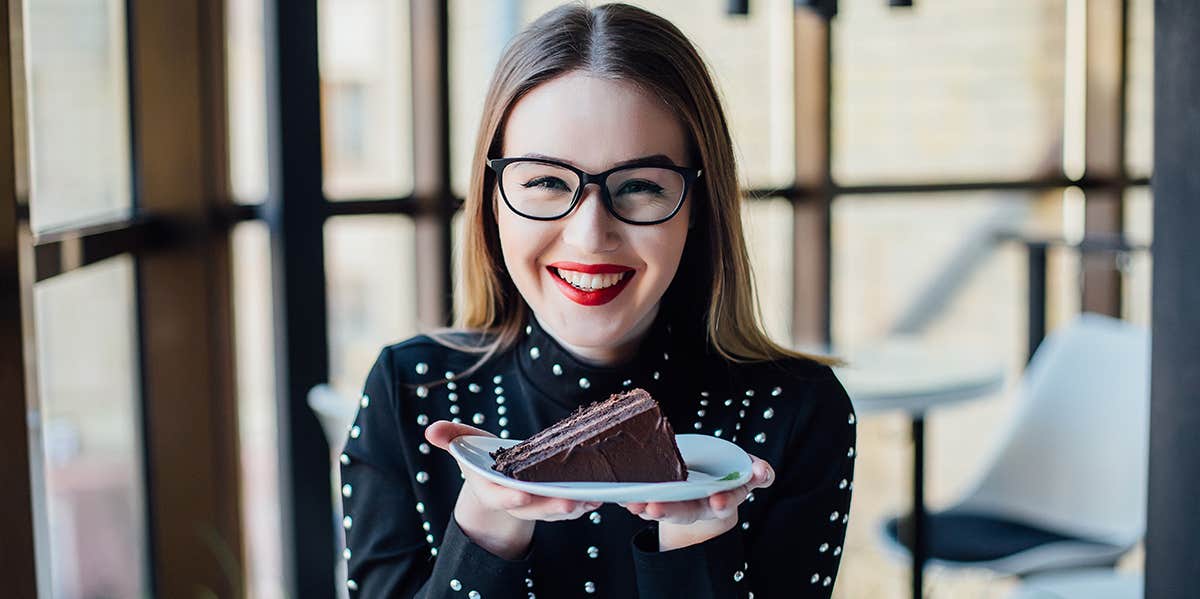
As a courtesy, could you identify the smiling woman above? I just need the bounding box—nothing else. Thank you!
[338,3,856,598]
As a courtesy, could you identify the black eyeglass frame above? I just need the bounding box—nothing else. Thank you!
[486,156,703,226]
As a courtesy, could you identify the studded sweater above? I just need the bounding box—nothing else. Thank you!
[339,308,856,598]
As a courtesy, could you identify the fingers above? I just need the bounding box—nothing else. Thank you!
[509,498,603,522]
[747,454,775,490]
[424,420,495,451]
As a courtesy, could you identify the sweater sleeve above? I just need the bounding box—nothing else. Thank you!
[629,369,857,598]
[340,347,534,598]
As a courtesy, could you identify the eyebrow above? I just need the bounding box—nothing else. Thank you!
[521,153,678,169]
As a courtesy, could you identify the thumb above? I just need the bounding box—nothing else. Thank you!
[425,420,496,452]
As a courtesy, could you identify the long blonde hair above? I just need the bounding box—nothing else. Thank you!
[432,1,834,377]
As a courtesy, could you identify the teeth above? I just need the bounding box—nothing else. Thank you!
[554,268,628,291]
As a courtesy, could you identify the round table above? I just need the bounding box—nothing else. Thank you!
[831,337,1006,599]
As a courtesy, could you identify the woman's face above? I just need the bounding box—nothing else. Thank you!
[496,71,693,362]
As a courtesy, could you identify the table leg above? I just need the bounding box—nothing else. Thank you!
[912,414,927,599]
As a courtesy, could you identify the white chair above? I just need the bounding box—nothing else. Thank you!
[880,313,1150,576]
[308,383,360,599]
[1008,568,1143,599]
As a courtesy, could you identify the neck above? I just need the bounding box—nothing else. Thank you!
[534,303,660,367]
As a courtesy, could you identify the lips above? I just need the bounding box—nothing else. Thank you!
[547,262,636,306]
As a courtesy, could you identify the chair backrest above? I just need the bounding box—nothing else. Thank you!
[957,313,1150,546]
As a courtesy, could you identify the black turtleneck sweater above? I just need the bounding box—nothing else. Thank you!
[339,311,856,598]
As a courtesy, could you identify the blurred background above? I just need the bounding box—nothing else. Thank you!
[5,0,1187,598]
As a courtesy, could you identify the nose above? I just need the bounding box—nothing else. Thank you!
[561,183,620,253]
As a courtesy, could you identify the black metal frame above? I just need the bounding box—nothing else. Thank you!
[487,156,701,226]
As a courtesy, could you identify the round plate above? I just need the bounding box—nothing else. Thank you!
[448,433,753,503]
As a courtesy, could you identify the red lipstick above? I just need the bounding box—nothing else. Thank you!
[546,262,635,306]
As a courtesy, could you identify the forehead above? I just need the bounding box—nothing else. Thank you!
[501,71,690,171]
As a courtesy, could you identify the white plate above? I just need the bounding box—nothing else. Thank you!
[448,434,753,503]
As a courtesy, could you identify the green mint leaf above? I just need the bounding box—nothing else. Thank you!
[717,471,741,481]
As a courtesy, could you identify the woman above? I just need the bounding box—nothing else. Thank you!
[340,3,856,597]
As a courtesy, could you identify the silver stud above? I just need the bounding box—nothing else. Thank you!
[584,581,596,594]
[525,324,532,334]
[843,514,849,524]
[498,416,508,427]
[693,422,702,430]
[747,492,755,502]
[423,521,431,531]
[496,396,505,405]
[473,413,485,425]
[500,429,510,439]
[811,574,820,584]
[848,447,856,458]
[731,434,738,442]
[497,406,507,415]
[347,579,358,591]
[714,429,723,437]
[448,392,458,402]
[735,423,742,431]
[833,546,842,556]
[724,399,733,407]
[771,386,782,396]
[431,547,438,556]
[468,591,481,599]
[360,394,370,408]
[444,371,454,380]
[839,479,848,490]
[829,511,839,521]
[745,389,755,397]
[450,579,462,591]
[697,410,706,417]
[652,371,660,380]
[742,399,751,407]
[551,363,563,376]
[469,383,481,393]
[849,413,856,424]
[426,534,434,543]
[417,386,428,398]
[763,408,775,419]
[416,502,425,513]
[343,547,351,560]
[741,521,750,530]
[493,374,503,384]
[339,453,350,465]
[622,379,632,387]
[579,377,591,389]
[419,443,430,454]
[451,417,461,424]
[494,386,504,395]
[343,515,353,529]
[739,410,746,418]
[449,404,460,415]
[587,545,599,558]
[342,484,352,498]
[663,352,670,361]
[530,346,541,359]
[754,432,767,444]
[447,381,457,391]
[700,399,709,407]
[415,362,429,375]
[416,471,429,484]
[589,511,602,524]
[349,425,361,439]
[701,391,709,397]
[417,414,429,426]
[734,570,744,582]
[823,576,832,587]
[525,578,534,588]
[819,542,829,553]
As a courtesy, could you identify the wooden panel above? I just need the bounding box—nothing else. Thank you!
[127,0,243,597]
[791,9,831,346]
[0,0,39,595]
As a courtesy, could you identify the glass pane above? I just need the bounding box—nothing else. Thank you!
[231,222,285,599]
[27,0,133,232]
[32,256,147,598]
[829,191,1069,597]
[227,0,271,203]
[742,198,793,345]
[1122,188,1152,327]
[319,0,413,200]
[1125,0,1153,177]
[450,0,796,196]
[325,216,419,401]
[832,0,1067,184]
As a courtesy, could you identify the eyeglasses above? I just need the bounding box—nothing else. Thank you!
[486,156,702,225]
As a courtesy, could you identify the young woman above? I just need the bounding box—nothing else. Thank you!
[340,3,856,597]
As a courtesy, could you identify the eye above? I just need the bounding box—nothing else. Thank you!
[617,180,664,195]
[521,177,572,191]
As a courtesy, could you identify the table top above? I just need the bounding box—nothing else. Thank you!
[827,336,1007,416]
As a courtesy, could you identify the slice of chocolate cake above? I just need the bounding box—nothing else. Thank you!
[490,388,687,483]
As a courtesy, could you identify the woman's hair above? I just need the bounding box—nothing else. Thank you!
[431,1,834,378]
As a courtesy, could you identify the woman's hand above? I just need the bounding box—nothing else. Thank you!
[619,453,775,551]
[425,420,603,560]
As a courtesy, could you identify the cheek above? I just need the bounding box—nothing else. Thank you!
[635,219,690,283]
[496,208,553,273]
